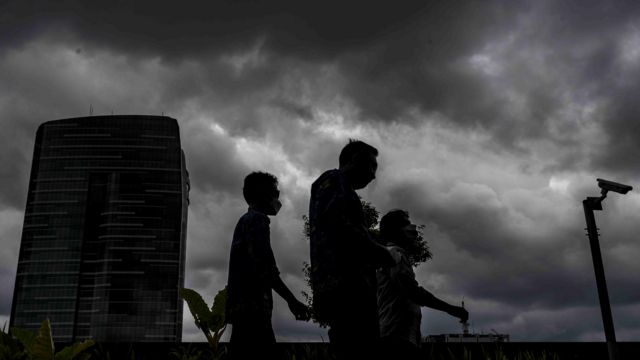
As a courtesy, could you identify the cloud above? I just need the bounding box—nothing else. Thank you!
[3,1,640,342]
[0,1,431,60]
[6,0,638,176]
[0,209,23,315]
[181,119,250,196]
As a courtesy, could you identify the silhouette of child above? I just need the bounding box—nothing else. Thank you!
[226,172,309,360]
[377,209,468,359]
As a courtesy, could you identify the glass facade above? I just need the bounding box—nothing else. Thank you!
[10,116,189,342]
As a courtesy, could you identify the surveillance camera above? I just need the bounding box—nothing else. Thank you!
[597,178,633,194]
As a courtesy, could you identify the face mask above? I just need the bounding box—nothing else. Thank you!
[269,198,282,215]
[401,224,418,241]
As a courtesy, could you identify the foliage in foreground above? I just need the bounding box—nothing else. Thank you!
[179,287,228,360]
[1,321,566,360]
[170,342,215,360]
[428,345,561,360]
[282,343,334,360]
[1,319,94,360]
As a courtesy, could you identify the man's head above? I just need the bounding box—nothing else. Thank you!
[380,209,418,249]
[338,139,378,190]
[243,171,282,215]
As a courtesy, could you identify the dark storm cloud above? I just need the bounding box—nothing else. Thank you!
[0,117,34,210]
[340,2,634,146]
[270,99,313,121]
[594,77,640,175]
[337,2,524,122]
[0,208,23,318]
[1,0,427,60]
[181,119,250,195]
[0,267,14,314]
[500,1,640,175]
[331,1,640,179]
[7,0,639,170]
[0,1,527,143]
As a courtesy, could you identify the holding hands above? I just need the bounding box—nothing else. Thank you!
[288,299,311,321]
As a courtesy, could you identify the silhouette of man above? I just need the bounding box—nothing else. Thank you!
[377,209,468,359]
[227,172,309,360]
[309,140,395,360]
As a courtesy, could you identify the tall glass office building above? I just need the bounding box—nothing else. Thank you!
[10,115,189,342]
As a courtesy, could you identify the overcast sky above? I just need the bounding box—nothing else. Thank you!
[2,0,640,342]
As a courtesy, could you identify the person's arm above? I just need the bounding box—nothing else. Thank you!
[250,214,310,320]
[394,251,468,322]
[272,276,296,303]
[272,276,310,320]
[412,287,467,322]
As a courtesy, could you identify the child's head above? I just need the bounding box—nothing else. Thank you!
[380,209,417,248]
[380,209,432,265]
[243,171,281,215]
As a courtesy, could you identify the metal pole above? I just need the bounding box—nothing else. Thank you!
[583,197,619,360]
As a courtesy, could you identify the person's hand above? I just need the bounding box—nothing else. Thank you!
[288,299,311,321]
[448,306,469,323]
